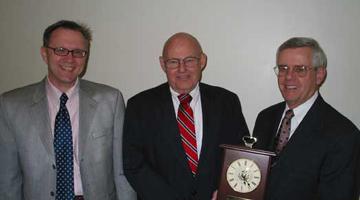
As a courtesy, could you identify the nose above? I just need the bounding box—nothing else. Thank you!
[285,68,295,79]
[178,61,187,72]
[62,52,76,61]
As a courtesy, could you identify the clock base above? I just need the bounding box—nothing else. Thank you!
[225,195,253,200]
[217,144,275,200]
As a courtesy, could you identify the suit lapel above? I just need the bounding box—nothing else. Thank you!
[78,80,98,160]
[30,79,99,163]
[269,104,286,151]
[31,80,54,162]
[197,84,217,170]
[159,84,193,175]
[285,96,323,151]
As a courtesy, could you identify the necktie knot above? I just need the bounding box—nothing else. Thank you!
[178,94,192,106]
[285,109,294,120]
[60,93,68,107]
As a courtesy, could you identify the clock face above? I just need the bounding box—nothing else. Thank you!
[226,158,261,193]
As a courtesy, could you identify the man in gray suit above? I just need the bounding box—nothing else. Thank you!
[0,20,135,200]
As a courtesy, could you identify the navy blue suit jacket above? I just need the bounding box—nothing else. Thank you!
[123,83,249,200]
[253,95,360,200]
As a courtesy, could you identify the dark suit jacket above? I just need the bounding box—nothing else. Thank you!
[123,83,249,200]
[253,95,360,200]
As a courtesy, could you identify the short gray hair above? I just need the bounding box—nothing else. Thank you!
[276,37,327,68]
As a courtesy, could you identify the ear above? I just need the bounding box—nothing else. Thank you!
[159,56,167,72]
[40,47,49,64]
[200,53,207,70]
[316,67,327,86]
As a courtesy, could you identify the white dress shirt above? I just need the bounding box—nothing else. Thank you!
[170,83,203,158]
[46,77,83,195]
[278,91,318,138]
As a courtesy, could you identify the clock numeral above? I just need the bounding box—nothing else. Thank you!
[247,183,251,189]
[226,158,261,193]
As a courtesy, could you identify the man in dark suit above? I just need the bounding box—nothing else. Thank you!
[0,20,135,200]
[123,32,249,200]
[253,37,360,200]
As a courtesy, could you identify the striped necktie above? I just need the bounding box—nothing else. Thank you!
[177,94,198,175]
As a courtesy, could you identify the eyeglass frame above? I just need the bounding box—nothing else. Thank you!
[163,56,201,69]
[273,64,318,77]
[45,46,88,58]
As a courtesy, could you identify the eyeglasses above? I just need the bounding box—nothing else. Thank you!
[46,46,88,58]
[164,56,200,69]
[273,65,314,77]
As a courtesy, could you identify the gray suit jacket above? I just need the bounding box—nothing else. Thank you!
[0,79,136,200]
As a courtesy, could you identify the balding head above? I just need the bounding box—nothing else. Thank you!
[159,32,207,94]
[162,32,203,58]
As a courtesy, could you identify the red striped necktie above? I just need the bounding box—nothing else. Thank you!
[177,94,198,175]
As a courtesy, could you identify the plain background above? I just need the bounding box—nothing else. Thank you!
[0,0,359,132]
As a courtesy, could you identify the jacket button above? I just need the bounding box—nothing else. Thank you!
[52,164,56,169]
[50,191,55,196]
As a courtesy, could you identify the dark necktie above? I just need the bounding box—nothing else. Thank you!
[275,109,294,154]
[177,94,198,175]
[54,93,74,200]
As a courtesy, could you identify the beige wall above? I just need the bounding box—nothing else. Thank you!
[1,0,359,131]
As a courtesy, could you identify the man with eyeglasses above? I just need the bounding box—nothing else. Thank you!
[123,32,249,200]
[252,37,360,200]
[0,20,135,200]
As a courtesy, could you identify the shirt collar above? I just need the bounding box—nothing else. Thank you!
[46,77,79,103]
[170,83,200,107]
[285,91,318,125]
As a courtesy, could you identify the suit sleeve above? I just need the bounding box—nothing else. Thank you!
[213,93,249,189]
[112,91,137,200]
[356,136,360,199]
[252,110,275,150]
[252,111,264,147]
[123,99,179,200]
[221,92,249,144]
[230,93,249,139]
[318,129,360,200]
[0,95,23,200]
